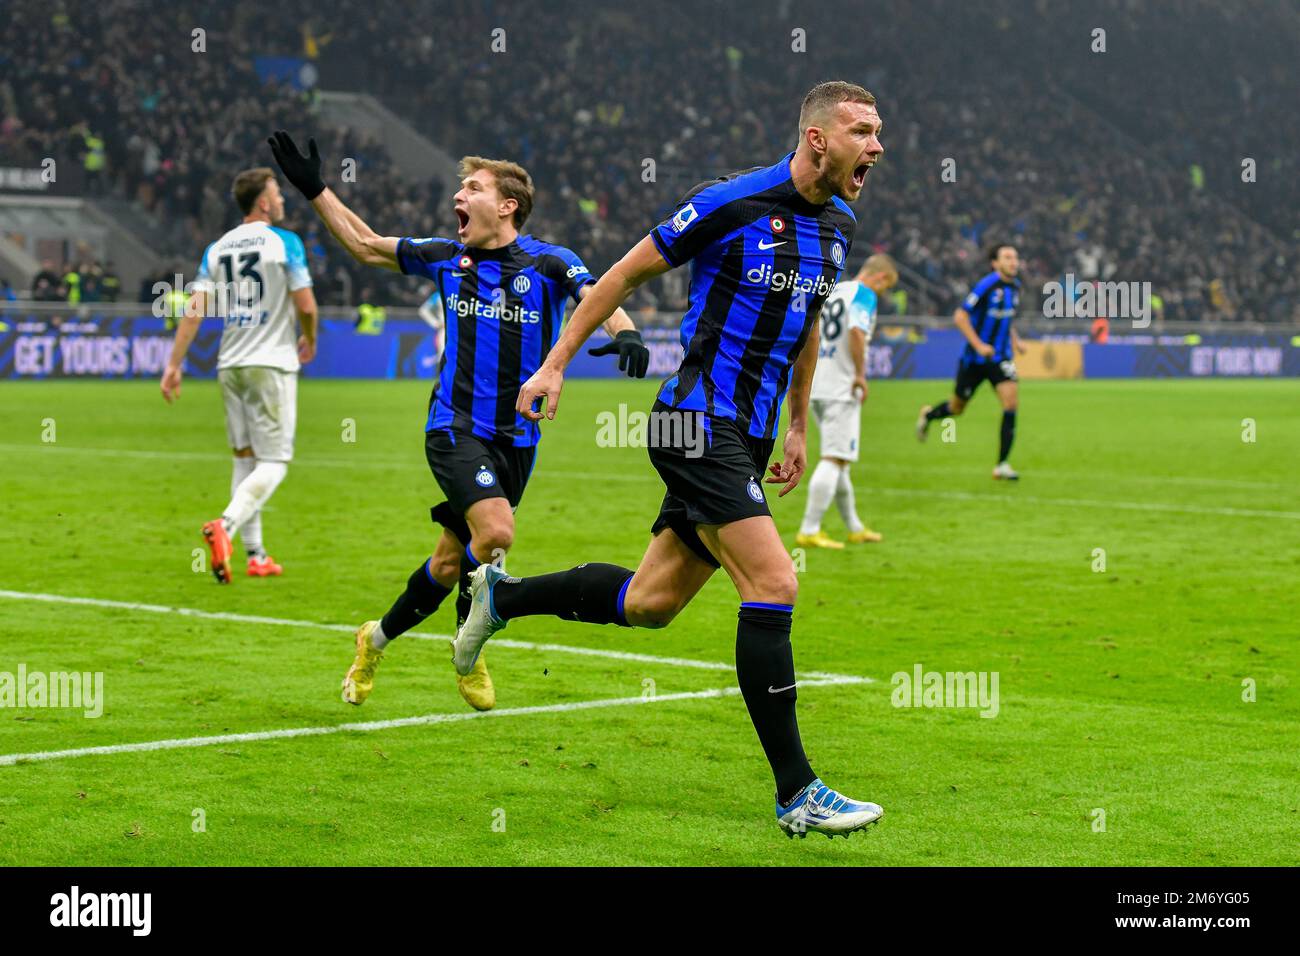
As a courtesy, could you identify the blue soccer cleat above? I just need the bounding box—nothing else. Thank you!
[452,563,509,676]
[777,778,884,839]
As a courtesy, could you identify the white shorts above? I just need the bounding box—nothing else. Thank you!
[218,366,297,462]
[811,398,861,462]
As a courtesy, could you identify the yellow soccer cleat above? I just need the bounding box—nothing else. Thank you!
[846,528,884,543]
[342,620,384,705]
[795,530,845,550]
[454,646,496,711]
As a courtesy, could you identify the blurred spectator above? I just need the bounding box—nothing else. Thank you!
[31,261,62,301]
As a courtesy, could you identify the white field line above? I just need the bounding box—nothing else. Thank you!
[0,677,868,768]
[0,590,869,685]
[5,443,1296,518]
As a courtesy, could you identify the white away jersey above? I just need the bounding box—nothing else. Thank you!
[811,279,877,400]
[192,221,312,372]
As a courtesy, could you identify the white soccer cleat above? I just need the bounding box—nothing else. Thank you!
[992,461,1020,481]
[452,563,509,676]
[916,405,933,442]
[777,778,884,839]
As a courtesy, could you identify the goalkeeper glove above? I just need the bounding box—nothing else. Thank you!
[588,329,650,378]
[267,129,326,200]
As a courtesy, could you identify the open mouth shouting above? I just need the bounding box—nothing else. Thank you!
[851,159,875,190]
[455,206,471,236]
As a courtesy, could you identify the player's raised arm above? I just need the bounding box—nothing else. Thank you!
[267,130,401,271]
[518,236,669,420]
[311,187,402,270]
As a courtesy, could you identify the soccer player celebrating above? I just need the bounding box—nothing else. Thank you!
[916,243,1027,479]
[456,82,887,837]
[162,167,318,583]
[266,131,648,712]
[796,253,898,549]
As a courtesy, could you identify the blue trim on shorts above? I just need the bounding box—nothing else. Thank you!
[615,575,632,627]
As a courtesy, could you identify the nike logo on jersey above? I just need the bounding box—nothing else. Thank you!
[451,270,470,277]
[757,239,787,250]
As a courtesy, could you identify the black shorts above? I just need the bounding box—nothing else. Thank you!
[647,401,775,568]
[954,358,1018,400]
[425,428,537,527]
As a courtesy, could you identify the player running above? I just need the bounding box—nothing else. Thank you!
[455,82,887,837]
[162,167,318,583]
[796,253,897,549]
[916,243,1026,479]
[266,131,649,712]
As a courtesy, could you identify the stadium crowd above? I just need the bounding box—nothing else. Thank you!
[2,0,1295,323]
[326,0,1297,322]
[0,2,443,307]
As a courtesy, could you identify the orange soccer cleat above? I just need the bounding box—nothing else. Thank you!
[247,554,283,577]
[202,519,234,584]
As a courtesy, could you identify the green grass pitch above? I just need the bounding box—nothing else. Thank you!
[0,376,1296,865]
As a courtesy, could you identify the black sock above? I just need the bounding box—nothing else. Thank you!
[493,563,634,626]
[455,570,472,629]
[735,603,815,804]
[926,401,952,421]
[379,560,453,640]
[457,543,479,629]
[999,410,1017,462]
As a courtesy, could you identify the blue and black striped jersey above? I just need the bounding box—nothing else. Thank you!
[650,152,856,439]
[959,271,1021,365]
[397,233,594,446]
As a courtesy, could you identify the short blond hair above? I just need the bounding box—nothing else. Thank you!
[799,81,877,134]
[860,253,898,281]
[460,156,534,227]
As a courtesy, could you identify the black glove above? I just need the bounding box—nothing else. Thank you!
[267,130,325,200]
[587,329,650,378]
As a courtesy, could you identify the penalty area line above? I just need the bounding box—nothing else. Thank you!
[0,677,867,768]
